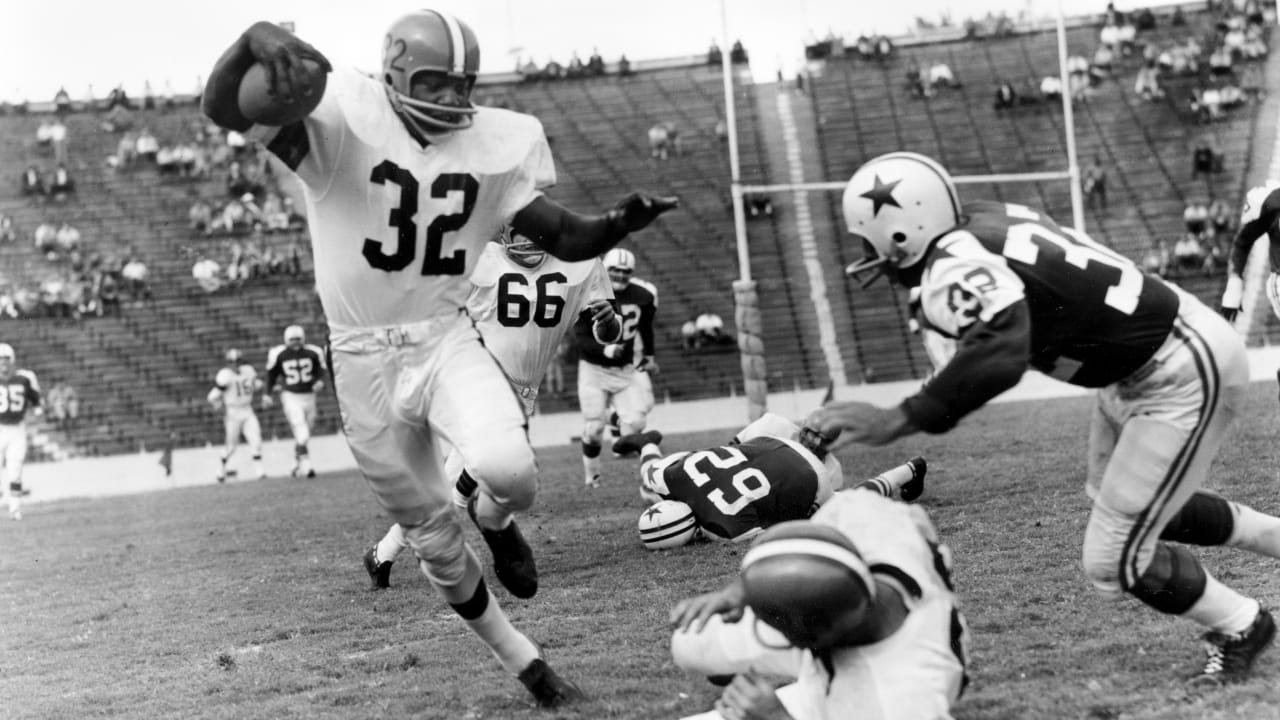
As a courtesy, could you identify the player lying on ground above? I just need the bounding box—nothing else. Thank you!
[364,230,621,589]
[669,490,968,720]
[615,412,925,545]
[808,151,1280,687]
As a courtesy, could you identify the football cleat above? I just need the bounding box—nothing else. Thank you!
[1188,608,1276,688]
[306,468,317,479]
[467,496,538,599]
[517,657,585,708]
[584,474,601,489]
[612,430,663,458]
[362,546,393,590]
[900,456,928,503]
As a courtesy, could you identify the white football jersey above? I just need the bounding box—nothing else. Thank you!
[214,365,260,411]
[467,242,612,389]
[249,65,556,329]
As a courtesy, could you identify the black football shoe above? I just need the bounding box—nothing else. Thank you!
[900,456,928,503]
[362,545,392,591]
[517,657,585,708]
[612,430,663,458]
[467,496,538,599]
[1188,607,1276,688]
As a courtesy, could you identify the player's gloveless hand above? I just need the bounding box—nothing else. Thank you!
[670,581,746,633]
[716,674,793,720]
[804,401,914,449]
[244,21,332,104]
[607,192,679,234]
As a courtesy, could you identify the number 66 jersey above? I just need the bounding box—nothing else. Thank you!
[915,201,1178,388]
[249,65,555,330]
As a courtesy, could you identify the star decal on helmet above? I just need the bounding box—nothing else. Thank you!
[642,506,663,521]
[860,174,903,217]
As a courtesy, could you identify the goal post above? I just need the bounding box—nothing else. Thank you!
[719,0,1081,421]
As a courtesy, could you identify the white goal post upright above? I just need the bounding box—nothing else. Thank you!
[719,0,1082,421]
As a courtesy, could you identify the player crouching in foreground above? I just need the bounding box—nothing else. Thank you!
[669,493,968,720]
[617,412,925,547]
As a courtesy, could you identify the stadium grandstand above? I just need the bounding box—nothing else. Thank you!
[0,1,1271,461]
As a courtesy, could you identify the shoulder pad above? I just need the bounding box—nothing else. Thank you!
[266,345,285,368]
[304,344,326,360]
[15,369,38,389]
[215,367,236,386]
[445,107,548,175]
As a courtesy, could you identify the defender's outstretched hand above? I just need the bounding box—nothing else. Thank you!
[804,401,914,449]
[607,193,679,234]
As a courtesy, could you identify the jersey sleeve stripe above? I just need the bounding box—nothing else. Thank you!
[870,562,925,606]
[267,121,310,171]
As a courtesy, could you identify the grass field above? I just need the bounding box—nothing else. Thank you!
[4,390,1280,719]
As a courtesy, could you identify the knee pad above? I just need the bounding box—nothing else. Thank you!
[404,506,470,588]
[1126,543,1207,615]
[1160,491,1233,546]
[467,442,538,513]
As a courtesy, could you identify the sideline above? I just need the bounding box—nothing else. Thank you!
[21,347,1280,505]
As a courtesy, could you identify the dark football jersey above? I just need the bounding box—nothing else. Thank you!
[0,370,41,425]
[1228,182,1280,276]
[640,436,819,541]
[575,278,657,368]
[918,201,1179,387]
[265,344,326,393]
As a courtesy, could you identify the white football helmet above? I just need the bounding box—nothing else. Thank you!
[225,348,243,365]
[497,225,546,269]
[842,152,961,285]
[382,10,480,135]
[604,247,636,291]
[283,325,305,347]
[0,343,13,374]
[740,521,875,651]
[1241,180,1280,225]
[638,500,697,550]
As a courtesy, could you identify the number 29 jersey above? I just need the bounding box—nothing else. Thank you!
[250,65,556,330]
[640,436,828,542]
[466,242,613,390]
[917,201,1179,386]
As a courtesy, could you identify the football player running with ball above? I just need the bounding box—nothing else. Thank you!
[0,343,41,520]
[203,11,674,707]
[575,247,659,487]
[669,492,968,720]
[364,227,620,588]
[265,325,326,478]
[208,348,266,482]
[617,413,925,544]
[807,151,1280,687]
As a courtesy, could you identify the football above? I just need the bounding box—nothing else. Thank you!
[237,60,327,126]
[638,500,697,550]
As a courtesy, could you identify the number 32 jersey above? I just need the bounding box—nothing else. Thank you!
[641,436,830,542]
[251,65,556,330]
[917,201,1179,386]
[467,242,613,390]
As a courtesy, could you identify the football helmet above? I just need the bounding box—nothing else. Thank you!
[0,342,13,374]
[382,10,480,135]
[638,500,697,550]
[283,325,305,348]
[498,225,546,269]
[842,152,961,285]
[225,348,243,365]
[1241,180,1280,225]
[604,247,636,291]
[741,521,875,651]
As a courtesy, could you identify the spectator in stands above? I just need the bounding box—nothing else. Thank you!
[1194,85,1225,122]
[1241,25,1267,60]
[928,61,959,92]
[282,196,306,229]
[48,383,80,431]
[587,48,605,76]
[993,81,1017,110]
[192,255,222,293]
[260,192,291,231]
[746,194,774,219]
[1116,18,1137,57]
[114,132,138,170]
[226,129,247,154]
[1209,196,1234,241]
[34,222,57,256]
[92,269,118,316]
[1083,155,1107,211]
[49,119,68,166]
[1067,53,1091,102]
[1209,44,1235,78]
[1192,136,1219,178]
[1141,239,1170,277]
[731,40,748,64]
[1040,74,1063,102]
[55,222,80,255]
[22,165,46,198]
[1241,62,1265,101]
[648,122,674,160]
[1134,7,1156,31]
[1090,44,1115,83]
[0,214,15,244]
[0,285,17,320]
[707,42,722,66]
[874,36,893,62]
[1184,200,1210,240]
[714,118,728,142]
[543,58,565,81]
[695,313,731,346]
[1173,232,1209,275]
[618,54,634,77]
[906,59,928,99]
[1134,60,1164,101]
[226,160,251,198]
[284,236,305,276]
[120,256,152,304]
[189,195,213,235]
[156,145,179,174]
[49,163,75,199]
[36,120,54,148]
[1171,6,1187,27]
[1099,19,1121,55]
[566,53,585,79]
[135,128,159,162]
[681,317,699,350]
[105,85,132,111]
[53,87,72,113]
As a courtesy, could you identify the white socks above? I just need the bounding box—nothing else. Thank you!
[376,523,408,564]
[1183,572,1260,636]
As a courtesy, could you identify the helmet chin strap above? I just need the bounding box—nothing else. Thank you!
[387,88,476,134]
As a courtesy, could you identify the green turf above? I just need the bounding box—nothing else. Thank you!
[3,389,1280,719]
